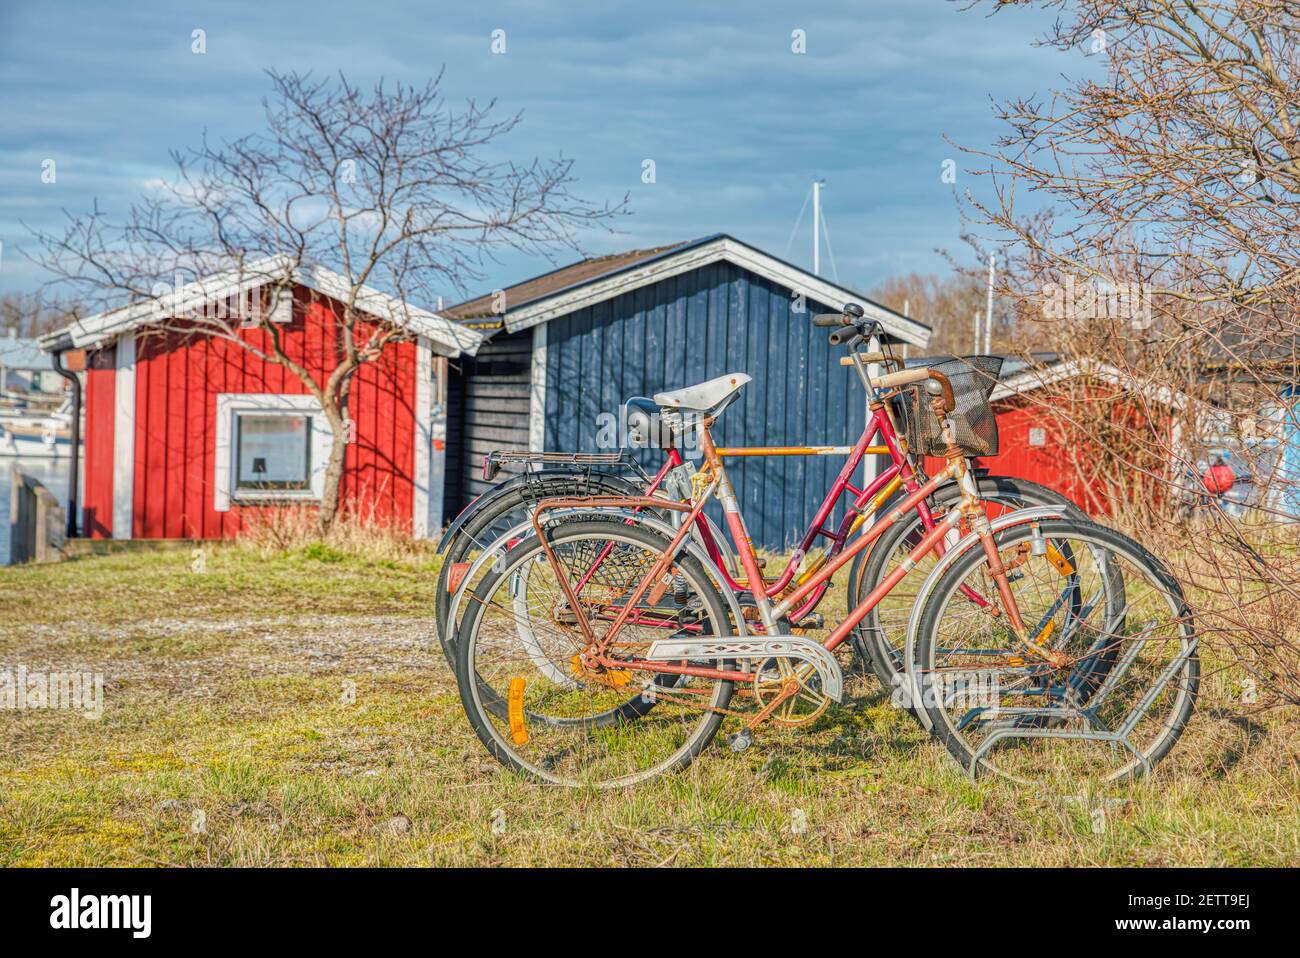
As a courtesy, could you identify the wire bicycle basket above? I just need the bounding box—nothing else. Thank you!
[901,356,1004,458]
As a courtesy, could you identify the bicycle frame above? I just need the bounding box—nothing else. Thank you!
[528,376,1052,729]
[528,398,940,627]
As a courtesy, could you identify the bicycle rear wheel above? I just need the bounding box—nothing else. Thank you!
[911,519,1198,787]
[436,471,642,669]
[455,518,735,787]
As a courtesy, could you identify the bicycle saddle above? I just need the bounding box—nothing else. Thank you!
[653,373,751,413]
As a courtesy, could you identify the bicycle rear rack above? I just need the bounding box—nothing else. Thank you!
[482,449,641,482]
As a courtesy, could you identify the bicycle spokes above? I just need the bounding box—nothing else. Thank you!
[915,521,1198,788]
[457,522,736,787]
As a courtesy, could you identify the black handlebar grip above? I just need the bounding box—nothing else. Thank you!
[827,327,856,346]
[812,313,845,327]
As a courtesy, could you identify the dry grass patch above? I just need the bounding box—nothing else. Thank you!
[1,541,1296,866]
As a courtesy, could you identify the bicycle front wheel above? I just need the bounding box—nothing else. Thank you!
[911,519,1198,787]
[455,518,735,787]
[848,475,1085,711]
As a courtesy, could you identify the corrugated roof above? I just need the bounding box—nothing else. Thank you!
[443,242,691,321]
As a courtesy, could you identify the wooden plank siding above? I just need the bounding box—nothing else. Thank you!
[443,329,532,513]
[539,261,868,550]
[108,286,419,539]
[981,387,1171,517]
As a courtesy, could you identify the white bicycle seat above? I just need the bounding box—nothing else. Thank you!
[653,373,751,412]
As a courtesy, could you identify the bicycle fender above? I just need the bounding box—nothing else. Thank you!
[437,471,642,553]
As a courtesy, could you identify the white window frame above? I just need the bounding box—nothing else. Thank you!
[214,393,333,511]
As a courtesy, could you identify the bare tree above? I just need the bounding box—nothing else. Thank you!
[959,0,1300,701]
[32,70,625,530]
[0,292,82,338]
[869,271,992,355]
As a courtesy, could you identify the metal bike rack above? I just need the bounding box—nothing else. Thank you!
[899,516,1198,780]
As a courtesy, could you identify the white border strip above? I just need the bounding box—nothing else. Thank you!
[502,237,930,347]
[991,357,1190,410]
[46,254,485,357]
[413,336,433,538]
[529,323,548,450]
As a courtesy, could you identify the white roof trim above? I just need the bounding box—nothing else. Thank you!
[500,236,930,347]
[992,358,1191,411]
[42,254,484,357]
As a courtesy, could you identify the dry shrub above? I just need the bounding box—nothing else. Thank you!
[990,320,1300,707]
[954,0,1300,705]
[235,505,439,566]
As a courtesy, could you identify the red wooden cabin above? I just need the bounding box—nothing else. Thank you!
[982,358,1188,515]
[41,259,483,541]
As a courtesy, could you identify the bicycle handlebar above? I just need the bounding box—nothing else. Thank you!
[814,303,953,412]
[872,367,956,413]
[813,302,867,330]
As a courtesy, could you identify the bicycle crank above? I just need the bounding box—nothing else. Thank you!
[752,657,831,727]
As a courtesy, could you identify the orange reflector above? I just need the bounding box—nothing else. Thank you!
[507,677,528,745]
[448,562,471,594]
[1045,542,1074,577]
[1033,619,1056,648]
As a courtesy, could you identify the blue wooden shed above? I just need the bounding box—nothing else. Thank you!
[444,234,930,548]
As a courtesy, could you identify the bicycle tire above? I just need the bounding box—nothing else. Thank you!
[455,518,736,787]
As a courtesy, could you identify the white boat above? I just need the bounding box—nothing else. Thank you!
[0,399,72,459]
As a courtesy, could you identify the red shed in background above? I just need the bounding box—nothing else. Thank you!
[44,259,483,541]
[980,358,1188,515]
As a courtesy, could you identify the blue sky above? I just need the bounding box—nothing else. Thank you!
[0,0,1091,305]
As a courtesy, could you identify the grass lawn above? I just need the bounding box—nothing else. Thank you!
[1,542,1297,867]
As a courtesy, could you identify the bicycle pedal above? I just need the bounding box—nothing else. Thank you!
[792,613,824,630]
[728,730,754,753]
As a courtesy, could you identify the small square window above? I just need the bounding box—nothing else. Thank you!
[235,413,312,491]
[1028,427,1047,447]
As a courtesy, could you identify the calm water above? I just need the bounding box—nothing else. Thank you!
[0,458,70,566]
